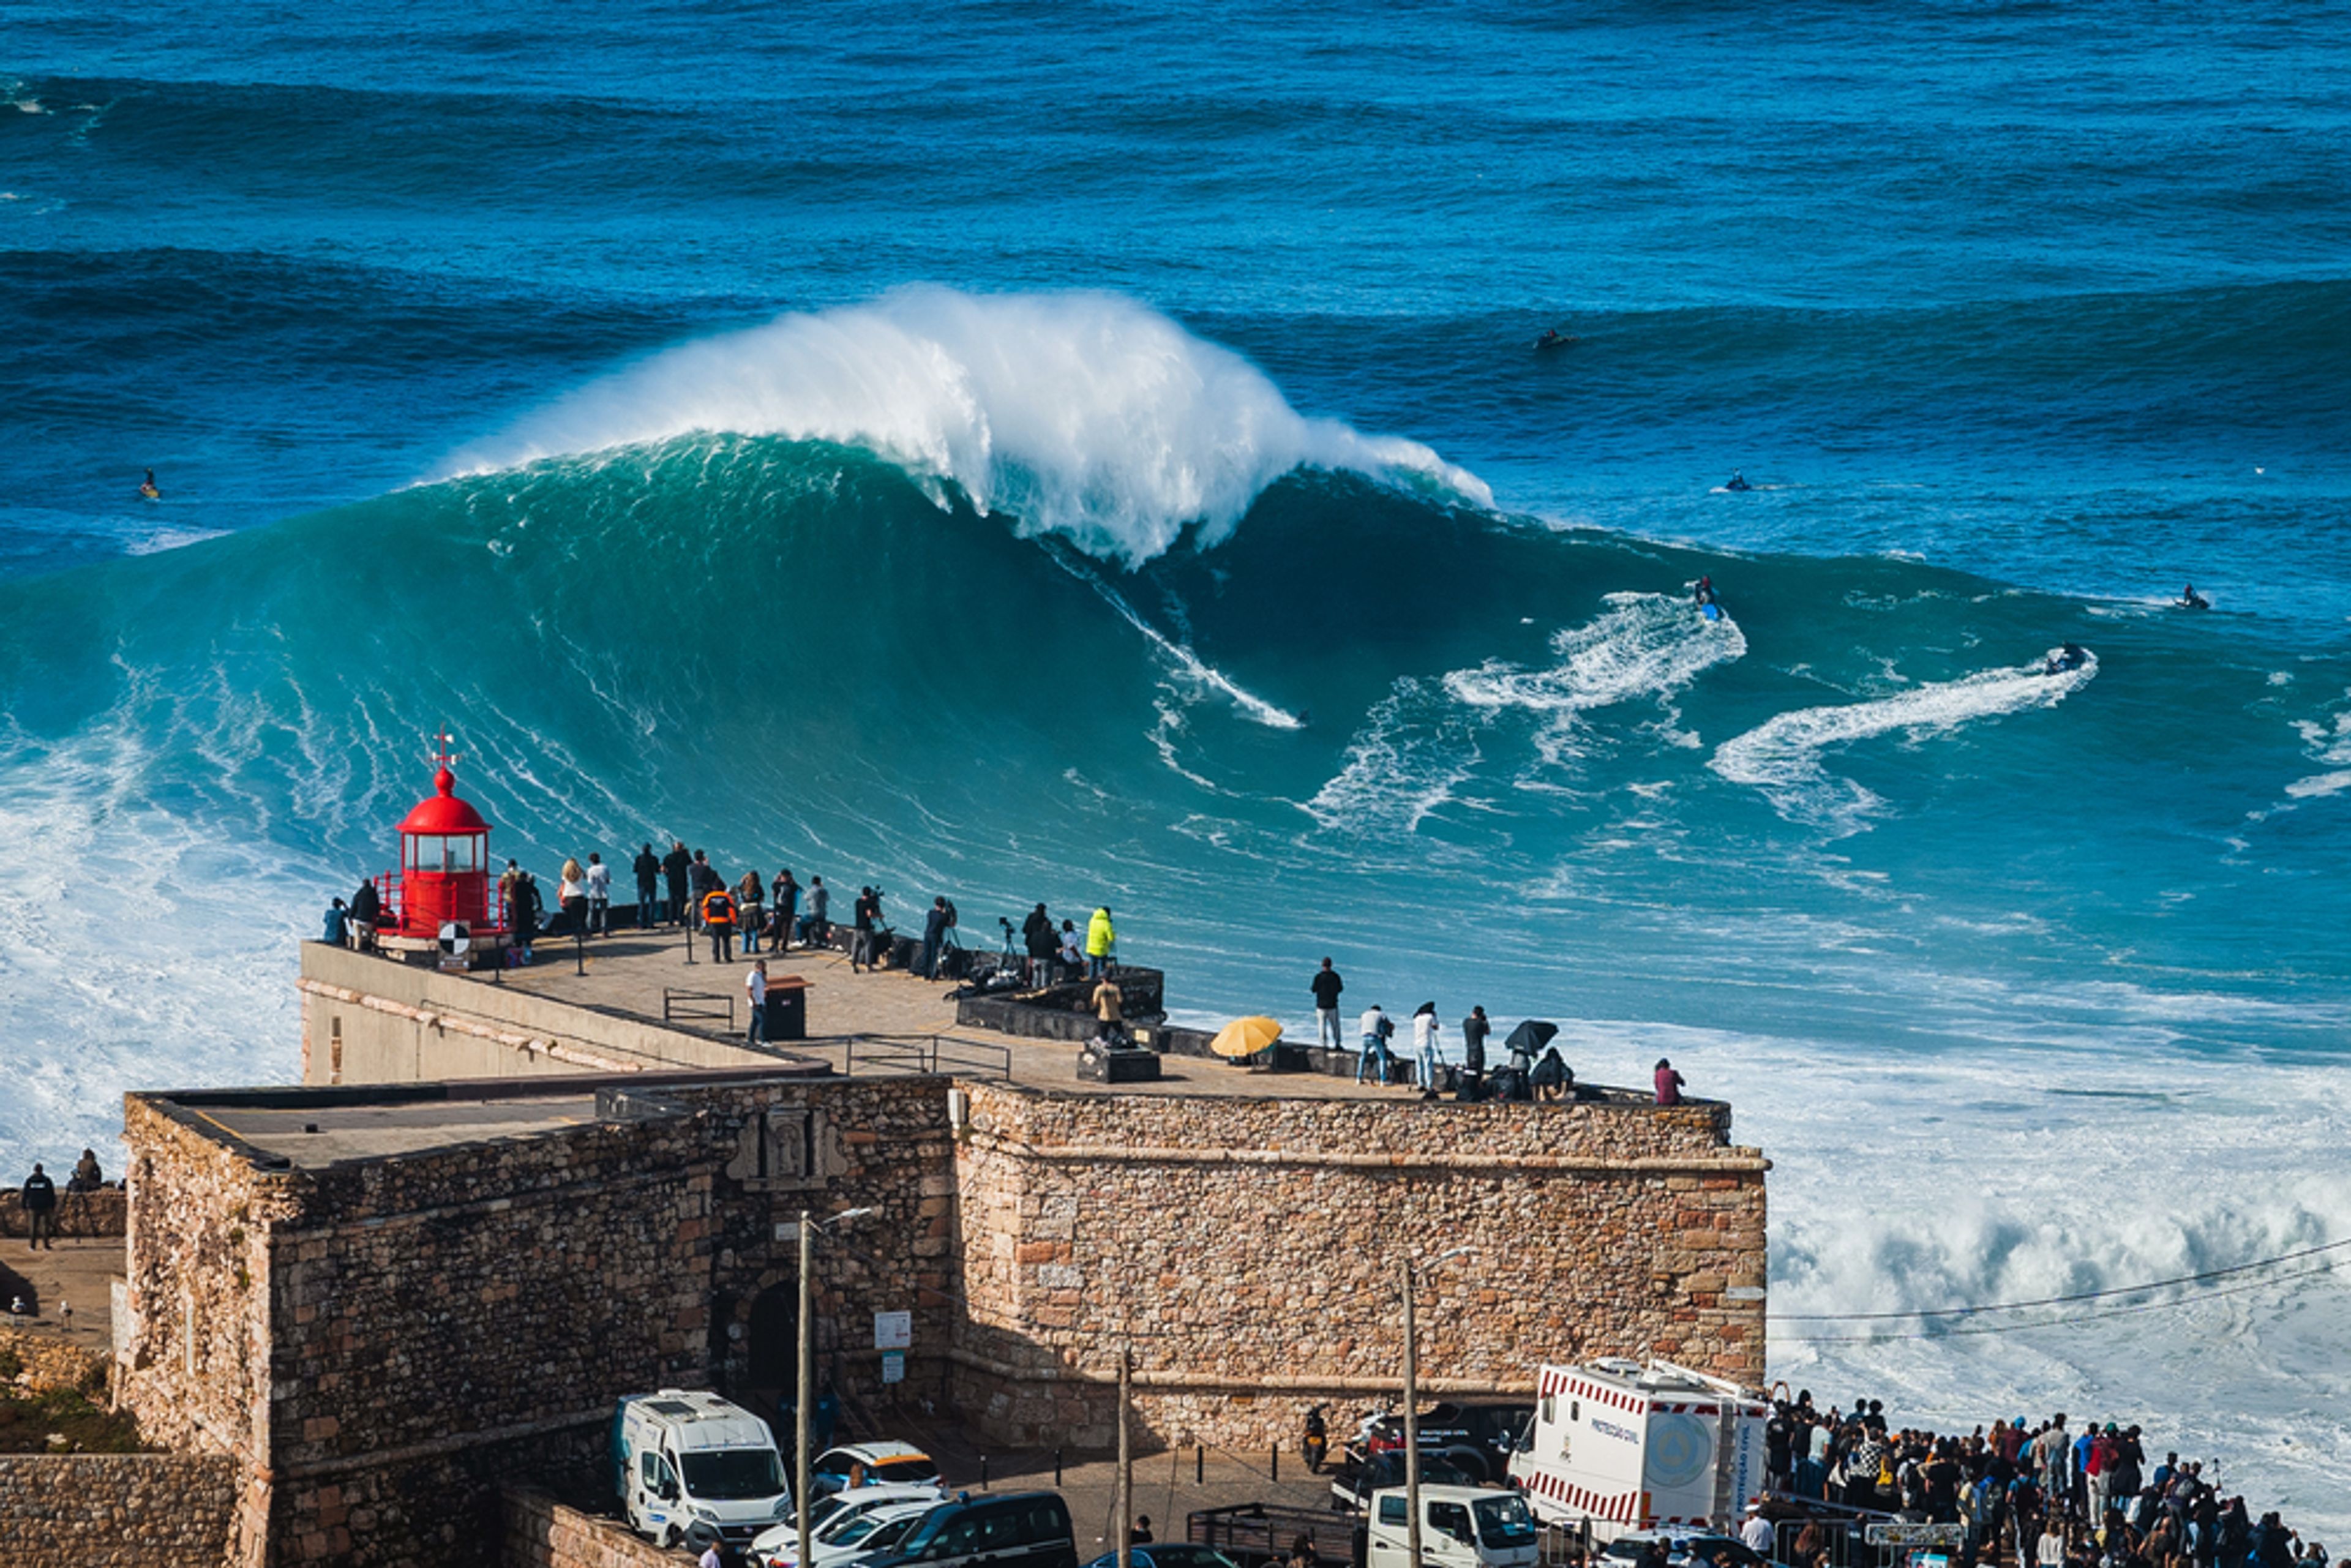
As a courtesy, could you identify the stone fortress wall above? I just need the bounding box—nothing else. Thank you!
[67,942,1768,1567]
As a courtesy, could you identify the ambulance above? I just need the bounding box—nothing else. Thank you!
[1505,1359,1768,1544]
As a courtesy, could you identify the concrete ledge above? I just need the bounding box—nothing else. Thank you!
[506,1482,709,1566]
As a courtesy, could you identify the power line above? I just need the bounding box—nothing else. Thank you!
[1770,1235,2351,1322]
[1772,1258,2344,1345]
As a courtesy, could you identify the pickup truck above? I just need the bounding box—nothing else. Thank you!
[1191,1488,1535,1568]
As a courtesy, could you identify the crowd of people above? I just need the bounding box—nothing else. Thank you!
[1308,958,1697,1106]
[1761,1393,2329,1568]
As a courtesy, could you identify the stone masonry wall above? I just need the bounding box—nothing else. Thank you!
[504,1488,683,1568]
[0,1323,108,1395]
[116,1071,954,1568]
[0,1187,127,1239]
[116,1093,306,1566]
[948,1081,1766,1452]
[0,1453,238,1568]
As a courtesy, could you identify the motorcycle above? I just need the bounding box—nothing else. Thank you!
[1303,1405,1330,1474]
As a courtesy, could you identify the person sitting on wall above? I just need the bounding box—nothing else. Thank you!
[68,1148,103,1193]
[1655,1056,1686,1105]
[323,896,348,947]
[1531,1046,1570,1102]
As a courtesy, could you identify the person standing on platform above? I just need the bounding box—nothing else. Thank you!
[746,959,768,1047]
[1411,1002,1443,1093]
[661,840,691,927]
[1311,958,1344,1051]
[585,852,612,936]
[806,876,830,947]
[558,858,588,936]
[851,887,880,972]
[633,842,661,929]
[736,869,765,955]
[1355,1003,1394,1085]
[1086,905,1116,978]
[700,882,737,964]
[1460,1005,1490,1090]
[773,869,800,952]
[920,896,951,980]
[1023,902,1056,985]
[21,1162,58,1249]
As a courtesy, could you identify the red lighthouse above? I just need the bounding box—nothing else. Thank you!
[374,733,505,959]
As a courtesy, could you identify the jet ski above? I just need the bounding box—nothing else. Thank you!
[2042,643,2090,675]
[1534,329,1577,351]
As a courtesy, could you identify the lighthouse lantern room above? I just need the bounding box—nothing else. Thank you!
[377,733,505,959]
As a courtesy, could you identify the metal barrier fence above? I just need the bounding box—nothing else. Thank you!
[662,987,735,1028]
[834,1033,1014,1081]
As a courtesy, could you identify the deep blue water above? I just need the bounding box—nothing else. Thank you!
[4,0,2350,1525]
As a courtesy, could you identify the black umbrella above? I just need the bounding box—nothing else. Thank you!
[1502,1019,1558,1057]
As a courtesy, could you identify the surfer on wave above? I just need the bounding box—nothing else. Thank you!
[2178,583,2209,610]
[1694,574,1724,621]
[138,467,160,501]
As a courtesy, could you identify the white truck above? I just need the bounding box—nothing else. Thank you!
[1365,1485,1542,1568]
[1505,1359,1768,1544]
[613,1389,794,1553]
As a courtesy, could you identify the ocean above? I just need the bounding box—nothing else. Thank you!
[4,0,2348,1531]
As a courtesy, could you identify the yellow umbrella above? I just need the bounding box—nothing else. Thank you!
[1210,1015,1283,1059]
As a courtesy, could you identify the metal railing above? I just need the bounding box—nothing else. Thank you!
[827,1033,1013,1081]
[662,988,736,1029]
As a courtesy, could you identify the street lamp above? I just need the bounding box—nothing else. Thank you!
[1403,1246,1474,1568]
[798,1206,877,1568]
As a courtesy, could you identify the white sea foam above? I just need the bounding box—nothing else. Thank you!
[449,287,1490,566]
[1444,591,1747,771]
[1711,650,2096,832]
[2285,700,2351,798]
[1303,678,1482,833]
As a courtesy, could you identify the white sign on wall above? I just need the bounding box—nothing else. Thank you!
[874,1310,912,1350]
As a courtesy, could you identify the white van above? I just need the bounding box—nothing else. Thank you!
[1505,1360,1767,1545]
[1364,1485,1540,1568]
[613,1389,793,1552]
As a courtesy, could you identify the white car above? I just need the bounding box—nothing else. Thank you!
[753,1498,943,1568]
[809,1440,942,1497]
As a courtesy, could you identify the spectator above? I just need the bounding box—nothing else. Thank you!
[68,1149,103,1193]
[920,897,951,980]
[805,876,831,947]
[700,882,737,964]
[746,959,769,1047]
[1355,1004,1395,1086]
[558,857,588,936]
[736,870,766,955]
[323,896,349,946]
[661,841,691,926]
[1532,1046,1570,1101]
[585,852,612,936]
[1654,1057,1685,1106]
[1092,972,1125,1045]
[848,887,880,972]
[1459,1005,1489,1087]
[1411,1002,1442,1093]
[773,869,801,953]
[1086,906,1116,978]
[688,850,721,923]
[1058,918,1082,978]
[1311,959,1345,1051]
[633,842,661,929]
[20,1161,58,1249]
[348,878,381,950]
[1742,1505,1773,1557]
[510,871,541,964]
[1022,902,1057,985]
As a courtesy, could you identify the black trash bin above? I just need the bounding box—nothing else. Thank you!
[763,975,809,1041]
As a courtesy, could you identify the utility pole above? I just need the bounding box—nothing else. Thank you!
[1403,1256,1422,1568]
[797,1207,814,1568]
[1116,1341,1134,1568]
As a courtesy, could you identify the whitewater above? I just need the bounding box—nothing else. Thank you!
[7,0,2351,1538]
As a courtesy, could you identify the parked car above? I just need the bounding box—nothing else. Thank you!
[756,1499,941,1568]
[842,1490,1077,1568]
[809,1441,943,1498]
[1329,1450,1480,1513]
[1362,1404,1535,1484]
[792,1483,954,1539]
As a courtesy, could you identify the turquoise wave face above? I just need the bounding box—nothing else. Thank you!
[6,433,2347,1062]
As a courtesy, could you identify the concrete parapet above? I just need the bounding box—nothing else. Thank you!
[0,1188,127,1239]
[504,1488,677,1568]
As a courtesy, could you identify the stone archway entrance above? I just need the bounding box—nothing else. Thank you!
[741,1280,800,1428]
